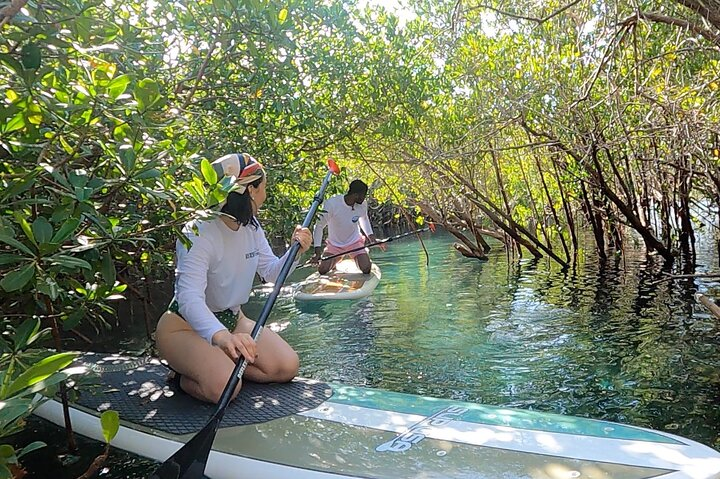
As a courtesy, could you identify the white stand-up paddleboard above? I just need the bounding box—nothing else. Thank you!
[294,258,381,301]
[34,353,720,479]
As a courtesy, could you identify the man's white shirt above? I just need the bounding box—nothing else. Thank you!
[313,194,374,248]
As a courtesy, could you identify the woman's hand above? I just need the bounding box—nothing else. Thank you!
[212,329,257,363]
[292,226,312,253]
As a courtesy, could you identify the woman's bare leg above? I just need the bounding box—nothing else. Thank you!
[233,313,299,383]
[156,312,241,404]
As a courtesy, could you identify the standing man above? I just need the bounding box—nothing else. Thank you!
[311,179,385,274]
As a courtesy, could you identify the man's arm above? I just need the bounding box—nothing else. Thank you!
[311,210,328,260]
[358,204,374,239]
[359,205,386,250]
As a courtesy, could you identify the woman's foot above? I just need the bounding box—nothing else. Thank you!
[166,369,182,389]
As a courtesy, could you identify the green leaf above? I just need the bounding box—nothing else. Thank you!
[101,252,116,285]
[0,254,27,266]
[278,8,288,24]
[0,174,36,202]
[20,43,41,70]
[120,148,136,172]
[51,218,80,243]
[38,242,61,256]
[12,318,40,351]
[46,254,92,270]
[107,74,131,101]
[3,113,25,133]
[200,159,217,184]
[134,78,160,111]
[62,309,84,330]
[0,264,35,292]
[0,397,33,433]
[135,168,160,180]
[17,441,45,459]
[4,352,77,398]
[8,370,74,400]
[0,53,24,75]
[37,276,60,300]
[74,186,93,201]
[68,170,89,188]
[13,213,35,246]
[100,410,119,443]
[31,217,53,244]
[0,463,11,479]
[0,234,33,256]
[0,445,15,460]
[113,123,132,142]
[59,136,73,155]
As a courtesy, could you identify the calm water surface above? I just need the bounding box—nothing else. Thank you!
[17,231,720,477]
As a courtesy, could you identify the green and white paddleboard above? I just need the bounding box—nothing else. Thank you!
[34,353,720,479]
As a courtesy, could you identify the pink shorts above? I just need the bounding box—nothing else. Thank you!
[325,238,368,259]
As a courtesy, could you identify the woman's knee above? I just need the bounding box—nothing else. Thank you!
[155,312,185,358]
[273,350,300,382]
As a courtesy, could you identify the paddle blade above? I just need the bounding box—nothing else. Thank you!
[327,158,340,175]
[149,416,221,479]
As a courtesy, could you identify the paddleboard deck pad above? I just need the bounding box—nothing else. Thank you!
[68,353,332,435]
[295,259,381,301]
[35,353,720,479]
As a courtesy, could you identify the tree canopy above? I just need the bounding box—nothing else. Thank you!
[1,0,720,471]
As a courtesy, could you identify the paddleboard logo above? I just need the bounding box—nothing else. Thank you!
[376,405,468,453]
[351,215,360,223]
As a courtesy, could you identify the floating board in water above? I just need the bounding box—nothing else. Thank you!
[34,353,720,479]
[294,258,381,301]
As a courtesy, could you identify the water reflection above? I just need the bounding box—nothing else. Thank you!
[264,232,720,450]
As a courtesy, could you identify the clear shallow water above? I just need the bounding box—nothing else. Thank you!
[15,230,720,477]
[248,231,720,450]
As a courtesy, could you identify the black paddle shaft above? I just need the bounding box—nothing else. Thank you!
[149,160,339,479]
[318,226,431,262]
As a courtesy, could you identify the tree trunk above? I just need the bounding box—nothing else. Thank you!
[589,142,674,261]
[580,179,607,259]
[551,155,576,258]
[677,156,695,268]
[443,167,569,267]
[518,156,552,248]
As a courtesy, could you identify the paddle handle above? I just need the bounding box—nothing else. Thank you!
[215,159,339,412]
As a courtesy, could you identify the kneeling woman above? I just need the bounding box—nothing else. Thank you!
[156,153,312,404]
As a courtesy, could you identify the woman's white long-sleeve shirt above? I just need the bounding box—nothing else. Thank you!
[174,218,295,343]
[312,194,374,248]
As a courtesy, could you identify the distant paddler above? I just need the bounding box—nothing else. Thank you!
[310,179,386,274]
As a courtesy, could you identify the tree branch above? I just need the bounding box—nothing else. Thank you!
[620,11,720,48]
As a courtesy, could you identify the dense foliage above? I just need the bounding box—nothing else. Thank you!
[1,0,720,474]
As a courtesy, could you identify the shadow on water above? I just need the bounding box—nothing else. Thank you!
[13,230,720,477]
